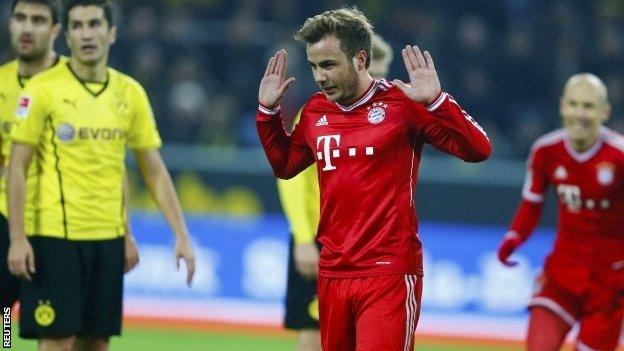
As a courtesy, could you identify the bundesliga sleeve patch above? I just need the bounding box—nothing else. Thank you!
[15,95,32,119]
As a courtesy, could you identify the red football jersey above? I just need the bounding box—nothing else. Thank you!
[519,127,624,266]
[257,79,491,277]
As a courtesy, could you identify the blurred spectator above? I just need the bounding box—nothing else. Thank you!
[128,6,160,42]
[162,56,214,143]
[165,79,209,143]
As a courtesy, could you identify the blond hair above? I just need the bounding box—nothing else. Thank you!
[563,73,608,103]
[372,33,393,65]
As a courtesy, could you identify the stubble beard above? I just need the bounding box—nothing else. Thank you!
[335,64,359,105]
[17,44,48,63]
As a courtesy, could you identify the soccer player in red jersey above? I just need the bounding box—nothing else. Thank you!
[256,8,491,350]
[498,73,624,351]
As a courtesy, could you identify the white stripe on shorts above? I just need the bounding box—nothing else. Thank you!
[403,275,418,351]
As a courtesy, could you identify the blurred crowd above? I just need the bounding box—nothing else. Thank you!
[1,0,624,159]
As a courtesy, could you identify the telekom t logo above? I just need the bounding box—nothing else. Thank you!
[317,135,340,171]
[316,134,374,171]
[556,184,582,212]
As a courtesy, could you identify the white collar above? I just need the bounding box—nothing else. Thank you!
[563,129,605,163]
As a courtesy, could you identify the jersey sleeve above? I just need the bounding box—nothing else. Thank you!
[507,146,549,242]
[256,103,315,179]
[126,82,162,150]
[277,109,320,244]
[521,146,548,203]
[507,199,544,243]
[407,92,491,162]
[11,82,49,146]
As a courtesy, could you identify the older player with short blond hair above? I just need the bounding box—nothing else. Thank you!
[498,73,624,351]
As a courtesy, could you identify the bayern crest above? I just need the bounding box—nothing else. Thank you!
[596,162,615,186]
[367,102,388,124]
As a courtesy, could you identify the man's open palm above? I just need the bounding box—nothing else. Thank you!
[258,49,295,109]
[393,45,441,105]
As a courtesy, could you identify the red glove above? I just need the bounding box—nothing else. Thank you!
[497,231,522,267]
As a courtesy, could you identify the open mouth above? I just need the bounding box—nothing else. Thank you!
[81,44,97,53]
[572,121,591,129]
[18,37,33,46]
[565,117,593,130]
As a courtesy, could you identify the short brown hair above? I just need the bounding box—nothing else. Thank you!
[295,7,374,68]
[11,0,62,24]
[65,0,114,28]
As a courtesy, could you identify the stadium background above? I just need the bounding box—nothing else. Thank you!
[2,0,624,349]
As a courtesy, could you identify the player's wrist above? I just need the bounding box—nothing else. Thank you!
[427,91,442,105]
[174,231,192,243]
[425,91,446,112]
[258,102,281,115]
[9,224,27,239]
[9,232,28,243]
[503,230,522,244]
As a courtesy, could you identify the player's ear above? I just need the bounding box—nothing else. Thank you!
[51,23,61,40]
[108,25,117,45]
[602,102,611,123]
[354,50,367,72]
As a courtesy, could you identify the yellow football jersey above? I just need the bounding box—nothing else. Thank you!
[11,62,161,240]
[276,110,320,244]
[0,56,67,216]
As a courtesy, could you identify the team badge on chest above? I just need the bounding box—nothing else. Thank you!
[596,162,615,186]
[366,102,387,124]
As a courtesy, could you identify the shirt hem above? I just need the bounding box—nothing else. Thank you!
[27,231,125,241]
[10,136,39,146]
[128,142,162,150]
[319,268,423,278]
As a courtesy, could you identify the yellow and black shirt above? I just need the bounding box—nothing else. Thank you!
[0,56,67,216]
[11,62,161,240]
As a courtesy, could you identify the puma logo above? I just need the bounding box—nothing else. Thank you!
[63,98,77,108]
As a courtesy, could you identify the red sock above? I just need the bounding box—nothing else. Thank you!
[527,307,572,351]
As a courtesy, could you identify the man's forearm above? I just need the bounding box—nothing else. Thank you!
[7,165,27,241]
[256,108,314,179]
[123,174,132,236]
[143,163,189,240]
[424,93,491,162]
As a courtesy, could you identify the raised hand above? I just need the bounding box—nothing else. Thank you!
[497,231,522,267]
[258,49,296,109]
[393,45,441,105]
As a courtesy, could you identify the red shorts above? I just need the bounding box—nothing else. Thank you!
[318,274,422,351]
[529,254,624,350]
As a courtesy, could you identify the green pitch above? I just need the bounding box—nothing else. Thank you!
[9,325,518,351]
